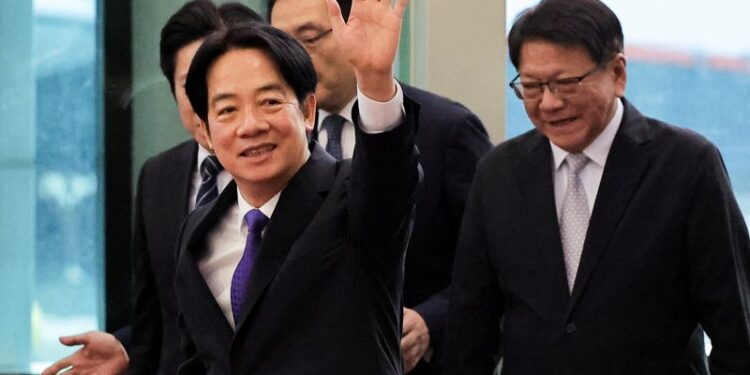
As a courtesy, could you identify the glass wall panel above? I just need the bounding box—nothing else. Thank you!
[0,0,103,372]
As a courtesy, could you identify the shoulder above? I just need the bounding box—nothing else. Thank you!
[139,140,196,179]
[479,128,540,168]
[621,100,716,159]
[401,83,484,127]
[142,140,196,170]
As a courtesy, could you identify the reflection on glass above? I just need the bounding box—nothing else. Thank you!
[0,0,102,372]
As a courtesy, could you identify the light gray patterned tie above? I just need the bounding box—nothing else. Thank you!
[559,153,590,292]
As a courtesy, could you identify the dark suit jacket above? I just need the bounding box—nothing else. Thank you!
[313,84,492,372]
[175,103,420,374]
[443,99,750,374]
[129,140,197,374]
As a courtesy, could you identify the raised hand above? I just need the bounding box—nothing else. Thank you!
[325,0,409,101]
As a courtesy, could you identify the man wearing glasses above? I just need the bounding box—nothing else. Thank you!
[268,0,492,373]
[443,0,750,374]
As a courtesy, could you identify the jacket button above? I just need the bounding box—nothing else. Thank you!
[566,322,576,333]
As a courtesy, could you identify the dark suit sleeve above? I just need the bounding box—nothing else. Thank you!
[413,109,492,354]
[128,161,163,374]
[686,144,750,374]
[442,163,504,375]
[349,96,421,273]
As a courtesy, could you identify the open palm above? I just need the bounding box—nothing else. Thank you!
[327,0,409,78]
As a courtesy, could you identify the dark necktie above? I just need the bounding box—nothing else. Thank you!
[322,114,346,160]
[195,155,223,209]
[230,209,269,324]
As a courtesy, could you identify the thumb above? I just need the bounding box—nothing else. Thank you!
[325,0,346,31]
[59,332,90,346]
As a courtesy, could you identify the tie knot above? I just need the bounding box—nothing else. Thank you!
[565,153,589,175]
[244,209,269,235]
[201,155,223,180]
[322,114,346,133]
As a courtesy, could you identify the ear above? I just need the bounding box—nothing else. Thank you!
[611,53,627,97]
[302,93,317,134]
[198,118,214,151]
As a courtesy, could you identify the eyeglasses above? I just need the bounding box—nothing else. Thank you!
[509,64,605,101]
[297,28,333,51]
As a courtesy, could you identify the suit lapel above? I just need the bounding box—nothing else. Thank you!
[234,145,338,331]
[517,132,572,305]
[177,183,240,338]
[568,100,654,309]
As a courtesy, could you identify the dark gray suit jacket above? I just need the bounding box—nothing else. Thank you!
[444,99,750,374]
[311,84,492,373]
[129,140,196,374]
[175,102,420,374]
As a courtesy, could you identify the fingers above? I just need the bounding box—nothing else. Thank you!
[401,329,417,350]
[41,355,74,375]
[402,308,417,333]
[59,332,91,347]
[393,0,410,19]
[401,332,420,372]
[325,0,346,31]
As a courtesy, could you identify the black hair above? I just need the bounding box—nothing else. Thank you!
[219,2,265,27]
[508,0,623,69]
[159,0,263,94]
[185,23,318,124]
[266,0,352,22]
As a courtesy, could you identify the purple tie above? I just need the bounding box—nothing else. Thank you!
[230,209,269,323]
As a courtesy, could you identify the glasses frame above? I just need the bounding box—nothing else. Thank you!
[509,63,606,101]
[298,28,333,50]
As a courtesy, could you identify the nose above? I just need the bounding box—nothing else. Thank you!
[236,108,269,136]
[538,85,565,112]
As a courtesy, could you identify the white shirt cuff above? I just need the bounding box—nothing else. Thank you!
[356,80,405,134]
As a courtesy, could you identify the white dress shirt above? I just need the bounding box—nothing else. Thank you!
[551,98,624,219]
[189,145,233,211]
[198,81,405,329]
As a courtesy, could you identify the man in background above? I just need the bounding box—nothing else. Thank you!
[42,2,262,374]
[443,0,750,373]
[268,0,493,372]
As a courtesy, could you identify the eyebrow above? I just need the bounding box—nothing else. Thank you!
[210,83,289,107]
[210,92,237,107]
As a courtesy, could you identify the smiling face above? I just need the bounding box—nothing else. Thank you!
[203,47,316,206]
[270,0,357,113]
[518,40,627,153]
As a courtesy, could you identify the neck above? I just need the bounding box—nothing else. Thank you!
[236,149,310,208]
[322,93,356,116]
[237,185,279,209]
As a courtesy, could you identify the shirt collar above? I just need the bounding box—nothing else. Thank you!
[196,143,213,170]
[317,96,356,125]
[236,186,280,237]
[551,98,624,170]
